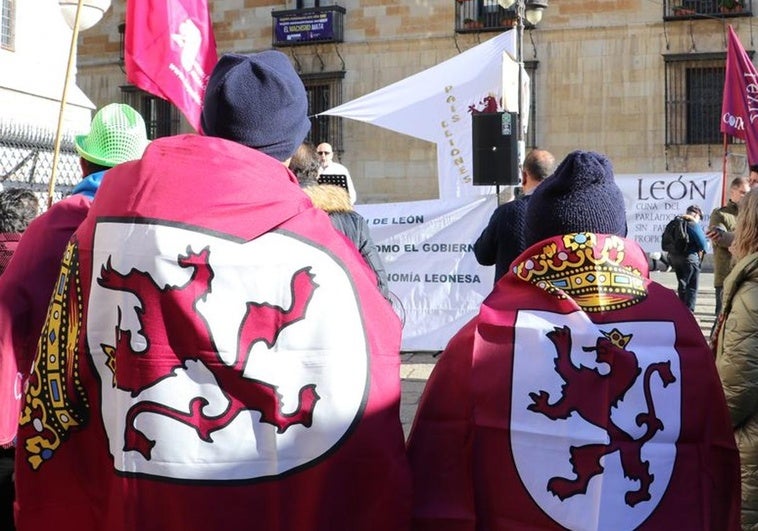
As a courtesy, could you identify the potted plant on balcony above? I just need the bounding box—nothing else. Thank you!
[500,12,517,27]
[463,17,484,29]
[672,4,696,15]
[719,0,744,13]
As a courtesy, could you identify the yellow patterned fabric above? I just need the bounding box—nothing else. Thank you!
[514,233,646,312]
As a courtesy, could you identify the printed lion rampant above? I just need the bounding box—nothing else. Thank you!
[98,246,320,459]
[527,326,676,507]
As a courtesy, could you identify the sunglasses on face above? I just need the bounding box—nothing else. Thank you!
[317,151,331,155]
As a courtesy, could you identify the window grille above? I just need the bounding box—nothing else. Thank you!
[1,0,14,50]
[302,72,345,154]
[663,0,752,19]
[120,85,180,140]
[665,53,727,146]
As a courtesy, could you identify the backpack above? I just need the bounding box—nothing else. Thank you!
[661,216,690,255]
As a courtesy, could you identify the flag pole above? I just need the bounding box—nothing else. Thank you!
[721,132,729,206]
[47,0,86,209]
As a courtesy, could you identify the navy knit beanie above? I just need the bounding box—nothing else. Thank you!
[201,51,311,161]
[525,151,627,246]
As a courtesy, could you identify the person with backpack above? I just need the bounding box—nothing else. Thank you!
[662,204,707,311]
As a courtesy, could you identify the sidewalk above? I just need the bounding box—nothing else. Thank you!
[399,271,716,438]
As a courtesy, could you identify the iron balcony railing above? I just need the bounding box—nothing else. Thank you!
[664,0,752,20]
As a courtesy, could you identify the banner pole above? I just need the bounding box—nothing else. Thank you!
[47,0,86,209]
[721,132,729,207]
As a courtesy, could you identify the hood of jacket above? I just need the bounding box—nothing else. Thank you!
[303,184,352,214]
[71,169,107,199]
[722,251,758,313]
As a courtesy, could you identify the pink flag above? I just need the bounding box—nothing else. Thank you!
[125,0,217,132]
[721,25,758,165]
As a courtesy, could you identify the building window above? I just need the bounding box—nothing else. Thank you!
[297,0,335,7]
[302,72,345,153]
[456,0,517,32]
[1,0,14,50]
[665,53,727,146]
[120,85,180,139]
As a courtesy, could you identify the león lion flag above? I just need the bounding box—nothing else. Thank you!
[125,0,218,132]
[13,135,411,531]
[407,233,740,530]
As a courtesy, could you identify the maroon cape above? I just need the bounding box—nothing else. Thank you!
[14,135,411,530]
[0,233,21,276]
[0,195,92,447]
[407,233,739,530]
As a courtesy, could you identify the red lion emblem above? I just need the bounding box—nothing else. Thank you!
[98,246,320,459]
[527,326,676,507]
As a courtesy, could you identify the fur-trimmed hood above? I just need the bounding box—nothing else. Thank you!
[303,184,353,214]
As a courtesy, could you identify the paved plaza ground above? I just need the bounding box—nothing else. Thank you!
[399,271,716,438]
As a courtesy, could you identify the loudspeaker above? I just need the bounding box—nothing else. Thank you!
[472,112,519,186]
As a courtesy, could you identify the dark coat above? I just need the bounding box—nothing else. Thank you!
[474,195,530,284]
[304,184,390,300]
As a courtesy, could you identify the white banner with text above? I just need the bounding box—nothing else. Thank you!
[618,172,722,253]
[356,171,725,351]
[357,196,496,351]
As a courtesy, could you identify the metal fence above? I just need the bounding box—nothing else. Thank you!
[0,120,82,208]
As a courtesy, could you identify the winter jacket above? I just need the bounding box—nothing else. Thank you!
[473,195,530,284]
[682,213,708,257]
[710,200,739,288]
[304,184,390,300]
[716,250,758,529]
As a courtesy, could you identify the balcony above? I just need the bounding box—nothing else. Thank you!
[455,0,519,33]
[664,0,752,20]
[271,5,345,47]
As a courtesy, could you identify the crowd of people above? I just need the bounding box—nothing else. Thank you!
[0,49,754,530]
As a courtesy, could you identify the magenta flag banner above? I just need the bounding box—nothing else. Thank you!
[721,25,758,165]
[125,0,218,132]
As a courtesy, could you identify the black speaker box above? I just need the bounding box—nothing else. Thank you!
[472,112,519,186]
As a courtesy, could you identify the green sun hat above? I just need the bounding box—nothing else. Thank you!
[75,103,149,167]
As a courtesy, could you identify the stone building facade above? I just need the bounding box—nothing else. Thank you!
[0,0,95,201]
[76,0,756,203]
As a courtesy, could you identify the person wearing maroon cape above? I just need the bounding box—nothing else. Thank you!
[407,151,740,530]
[0,188,39,531]
[12,51,411,531]
[0,104,149,451]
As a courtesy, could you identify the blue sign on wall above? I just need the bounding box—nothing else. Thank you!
[274,11,336,44]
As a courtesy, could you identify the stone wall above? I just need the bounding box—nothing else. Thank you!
[75,0,755,203]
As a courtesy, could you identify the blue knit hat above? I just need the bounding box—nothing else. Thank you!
[201,51,311,161]
[525,150,627,246]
